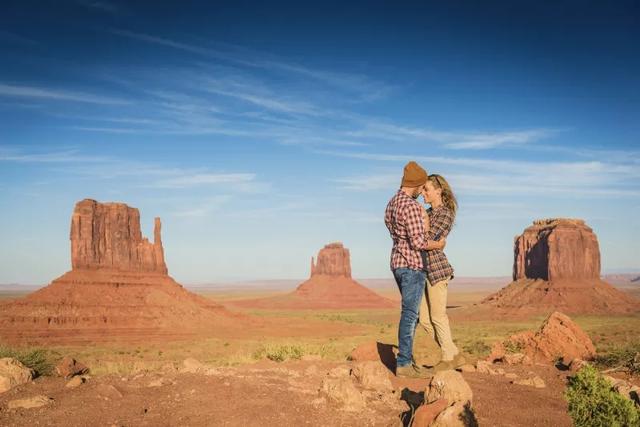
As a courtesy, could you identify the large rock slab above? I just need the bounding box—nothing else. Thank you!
[0,358,34,394]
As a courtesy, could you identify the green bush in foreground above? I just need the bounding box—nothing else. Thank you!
[0,345,54,376]
[565,364,639,427]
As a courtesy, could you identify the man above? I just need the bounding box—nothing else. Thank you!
[384,161,445,378]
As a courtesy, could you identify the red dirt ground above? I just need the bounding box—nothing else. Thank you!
[0,360,576,427]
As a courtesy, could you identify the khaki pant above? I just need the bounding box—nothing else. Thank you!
[418,278,459,361]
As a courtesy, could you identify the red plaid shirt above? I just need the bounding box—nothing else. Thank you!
[424,205,455,284]
[384,190,430,271]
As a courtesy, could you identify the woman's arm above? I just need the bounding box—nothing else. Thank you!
[423,208,430,232]
[426,208,454,241]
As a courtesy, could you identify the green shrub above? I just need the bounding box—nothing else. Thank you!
[503,339,524,354]
[252,344,304,362]
[462,339,491,357]
[594,342,640,375]
[0,345,54,376]
[565,365,640,427]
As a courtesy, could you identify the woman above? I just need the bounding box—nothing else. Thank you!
[418,174,464,370]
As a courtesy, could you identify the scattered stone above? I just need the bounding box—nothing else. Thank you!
[568,358,588,372]
[327,366,351,378]
[65,376,87,388]
[513,376,546,388]
[475,361,491,374]
[7,395,53,409]
[457,364,476,373]
[486,341,505,363]
[147,378,171,388]
[95,384,124,399]
[504,352,531,365]
[425,370,473,406]
[320,376,365,411]
[55,356,89,379]
[413,398,448,427]
[0,357,34,394]
[351,361,393,392]
[505,373,518,380]
[432,402,476,427]
[181,358,205,374]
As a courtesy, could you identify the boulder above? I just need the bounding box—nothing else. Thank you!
[431,402,476,427]
[475,361,491,374]
[513,375,546,388]
[351,361,393,392]
[508,312,596,364]
[457,364,476,373]
[425,370,472,406]
[413,398,448,427]
[55,356,89,379]
[320,376,365,411]
[65,376,86,388]
[7,395,53,409]
[0,357,34,394]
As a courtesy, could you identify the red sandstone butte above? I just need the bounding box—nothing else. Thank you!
[0,199,236,344]
[233,242,395,309]
[477,218,640,317]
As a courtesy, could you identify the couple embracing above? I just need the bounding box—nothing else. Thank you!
[384,161,463,378]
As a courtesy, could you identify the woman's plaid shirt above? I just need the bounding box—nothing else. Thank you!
[384,190,430,271]
[424,205,454,285]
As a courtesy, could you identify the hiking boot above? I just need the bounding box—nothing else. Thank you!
[451,353,467,368]
[396,363,430,379]
[424,359,456,373]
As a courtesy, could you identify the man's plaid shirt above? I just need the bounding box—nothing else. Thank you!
[424,205,454,285]
[384,190,430,271]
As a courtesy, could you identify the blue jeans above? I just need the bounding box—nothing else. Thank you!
[393,267,427,367]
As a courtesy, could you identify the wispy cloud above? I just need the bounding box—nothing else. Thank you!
[171,195,231,217]
[326,149,640,198]
[151,173,256,189]
[0,83,129,105]
[108,29,392,101]
[0,147,109,163]
[346,122,558,149]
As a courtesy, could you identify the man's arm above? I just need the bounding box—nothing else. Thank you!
[405,202,442,251]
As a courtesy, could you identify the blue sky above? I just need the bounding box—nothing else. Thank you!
[1,1,639,284]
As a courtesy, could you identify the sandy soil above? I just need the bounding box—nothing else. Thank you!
[0,360,575,427]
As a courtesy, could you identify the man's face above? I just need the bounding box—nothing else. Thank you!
[410,186,422,199]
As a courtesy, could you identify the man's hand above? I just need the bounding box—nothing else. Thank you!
[433,238,446,250]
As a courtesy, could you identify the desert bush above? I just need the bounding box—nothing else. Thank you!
[0,345,54,376]
[462,339,491,357]
[252,344,304,362]
[503,339,524,354]
[565,364,639,427]
[593,342,640,375]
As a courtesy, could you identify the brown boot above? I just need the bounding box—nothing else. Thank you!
[396,363,431,379]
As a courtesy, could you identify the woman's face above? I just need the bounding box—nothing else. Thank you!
[422,181,441,204]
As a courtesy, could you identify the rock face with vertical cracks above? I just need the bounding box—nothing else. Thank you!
[0,199,238,344]
[234,242,395,309]
[70,199,167,274]
[477,218,640,317]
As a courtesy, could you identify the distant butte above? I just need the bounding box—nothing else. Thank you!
[232,242,395,309]
[0,199,238,343]
[473,218,640,317]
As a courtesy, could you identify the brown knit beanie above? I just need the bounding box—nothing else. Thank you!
[401,161,427,187]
